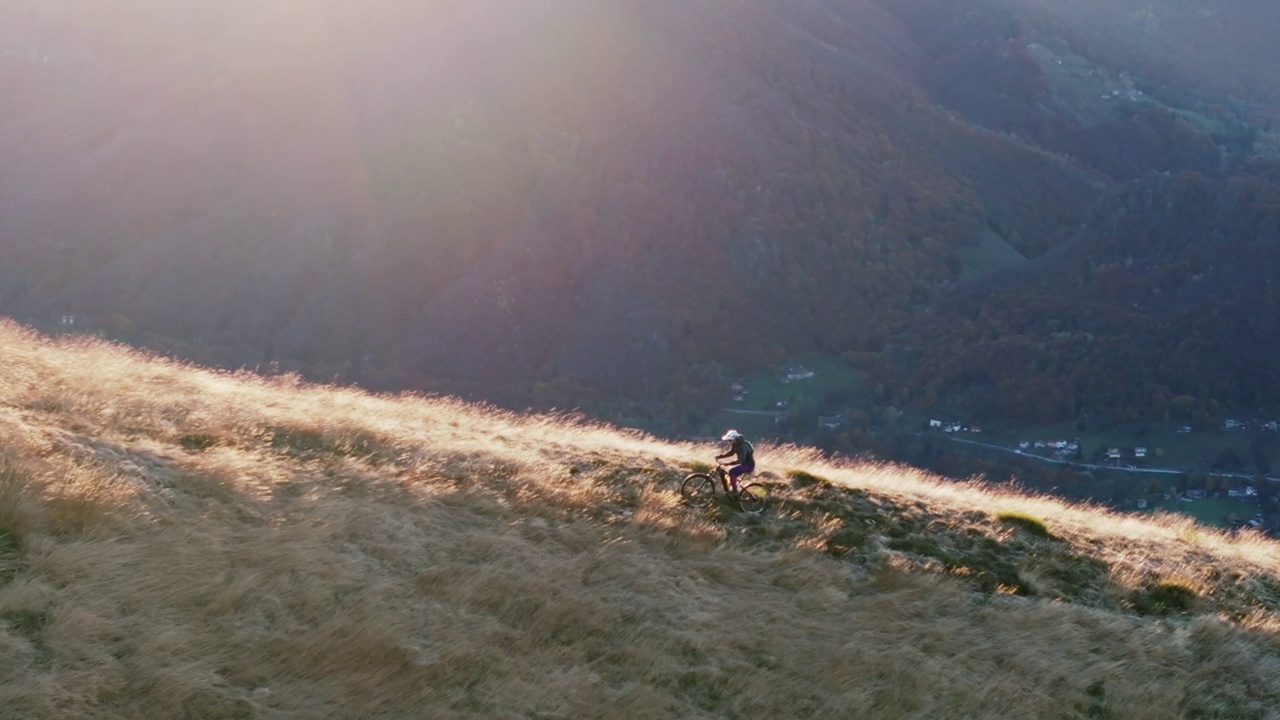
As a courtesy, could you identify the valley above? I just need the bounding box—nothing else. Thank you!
[679,351,1280,532]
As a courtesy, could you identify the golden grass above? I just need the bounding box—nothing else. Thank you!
[2,319,1280,718]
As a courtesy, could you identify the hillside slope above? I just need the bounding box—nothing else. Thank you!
[3,320,1280,718]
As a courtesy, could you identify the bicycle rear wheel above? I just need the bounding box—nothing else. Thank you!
[680,473,716,508]
[736,483,767,513]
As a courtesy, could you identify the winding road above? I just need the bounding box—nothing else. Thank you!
[946,436,1262,482]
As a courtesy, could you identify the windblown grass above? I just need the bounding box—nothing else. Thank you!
[2,319,1280,718]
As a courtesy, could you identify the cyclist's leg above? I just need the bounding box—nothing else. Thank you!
[728,464,752,493]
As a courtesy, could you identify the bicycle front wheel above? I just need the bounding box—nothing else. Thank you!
[736,483,767,513]
[680,473,716,508]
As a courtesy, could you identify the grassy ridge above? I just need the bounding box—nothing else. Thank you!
[2,320,1280,718]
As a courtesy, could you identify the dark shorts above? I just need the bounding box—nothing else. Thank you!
[728,463,754,482]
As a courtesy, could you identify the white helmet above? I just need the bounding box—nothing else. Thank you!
[721,429,743,442]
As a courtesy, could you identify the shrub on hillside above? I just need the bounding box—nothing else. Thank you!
[996,511,1052,539]
[1131,579,1199,616]
[786,469,829,488]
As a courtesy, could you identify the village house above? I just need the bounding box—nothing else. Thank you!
[1019,438,1079,456]
[782,367,815,382]
[55,314,93,336]
[1050,441,1079,459]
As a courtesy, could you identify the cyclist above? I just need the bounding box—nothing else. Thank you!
[715,429,755,494]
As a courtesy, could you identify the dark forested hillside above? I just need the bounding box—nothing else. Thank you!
[895,170,1280,425]
[2,0,1277,429]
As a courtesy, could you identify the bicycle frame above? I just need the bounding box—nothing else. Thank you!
[715,463,747,492]
[714,464,729,492]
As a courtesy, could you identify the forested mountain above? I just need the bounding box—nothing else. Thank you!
[894,169,1280,425]
[2,0,1277,428]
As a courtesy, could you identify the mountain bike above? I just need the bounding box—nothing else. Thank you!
[680,462,767,513]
